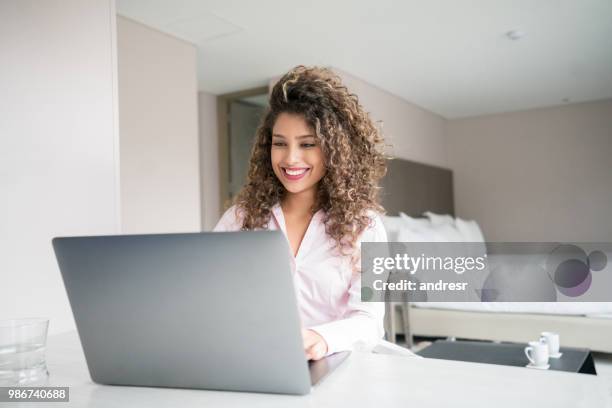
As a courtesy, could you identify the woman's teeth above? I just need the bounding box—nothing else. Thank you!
[285,168,308,176]
[282,167,310,180]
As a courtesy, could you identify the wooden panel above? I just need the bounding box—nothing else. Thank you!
[380,158,454,216]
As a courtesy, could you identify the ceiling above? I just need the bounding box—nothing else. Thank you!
[117,0,612,119]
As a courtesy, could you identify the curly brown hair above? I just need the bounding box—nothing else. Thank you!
[234,65,387,256]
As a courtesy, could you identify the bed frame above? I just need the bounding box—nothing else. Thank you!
[380,158,612,354]
[387,306,612,353]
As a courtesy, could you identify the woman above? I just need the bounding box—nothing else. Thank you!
[214,66,388,360]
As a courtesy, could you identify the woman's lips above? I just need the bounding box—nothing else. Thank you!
[282,167,310,181]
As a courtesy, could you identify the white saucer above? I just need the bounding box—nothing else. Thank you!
[526,363,550,370]
[549,352,563,359]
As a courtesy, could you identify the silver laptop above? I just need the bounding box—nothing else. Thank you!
[52,231,349,395]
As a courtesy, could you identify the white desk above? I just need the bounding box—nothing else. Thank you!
[10,331,610,407]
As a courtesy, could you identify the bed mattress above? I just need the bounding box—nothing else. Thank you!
[411,302,612,317]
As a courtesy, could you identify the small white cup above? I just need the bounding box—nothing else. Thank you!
[539,332,560,356]
[525,341,549,367]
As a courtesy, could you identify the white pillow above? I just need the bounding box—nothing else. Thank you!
[423,211,455,226]
[455,217,485,242]
[381,215,405,242]
[396,221,463,242]
[430,223,464,242]
[396,226,428,242]
[398,212,431,230]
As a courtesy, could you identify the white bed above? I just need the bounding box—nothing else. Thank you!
[412,302,612,317]
[382,213,612,353]
[387,303,612,353]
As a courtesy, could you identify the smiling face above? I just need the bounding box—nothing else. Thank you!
[271,112,326,198]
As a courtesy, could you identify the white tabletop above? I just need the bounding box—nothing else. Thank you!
[9,331,610,407]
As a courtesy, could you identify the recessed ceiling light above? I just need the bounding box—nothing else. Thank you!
[506,30,526,40]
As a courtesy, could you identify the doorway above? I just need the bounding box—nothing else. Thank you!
[217,87,269,211]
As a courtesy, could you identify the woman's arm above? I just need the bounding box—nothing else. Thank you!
[308,213,387,356]
[307,274,385,356]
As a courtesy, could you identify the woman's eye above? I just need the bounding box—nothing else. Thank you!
[272,142,286,147]
[301,143,315,148]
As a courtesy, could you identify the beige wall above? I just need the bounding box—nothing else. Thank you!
[336,69,448,168]
[118,16,201,234]
[199,91,219,230]
[447,99,612,241]
[0,0,120,334]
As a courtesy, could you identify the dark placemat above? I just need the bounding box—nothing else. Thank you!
[417,340,596,375]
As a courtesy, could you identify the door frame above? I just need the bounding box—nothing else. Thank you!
[217,86,269,212]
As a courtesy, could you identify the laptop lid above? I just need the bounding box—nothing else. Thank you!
[53,231,312,395]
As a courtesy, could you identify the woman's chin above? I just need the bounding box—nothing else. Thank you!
[281,182,315,195]
[283,185,307,195]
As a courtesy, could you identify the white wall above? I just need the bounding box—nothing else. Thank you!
[447,99,612,241]
[0,0,120,335]
[199,92,219,230]
[117,16,200,234]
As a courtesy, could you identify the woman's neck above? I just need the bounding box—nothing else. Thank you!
[281,187,317,218]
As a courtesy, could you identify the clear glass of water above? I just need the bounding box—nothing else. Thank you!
[0,318,49,386]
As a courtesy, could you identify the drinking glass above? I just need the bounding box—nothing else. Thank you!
[0,318,50,386]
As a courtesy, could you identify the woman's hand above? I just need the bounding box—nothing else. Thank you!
[302,329,328,360]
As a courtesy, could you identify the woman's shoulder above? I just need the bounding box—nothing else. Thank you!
[213,205,245,232]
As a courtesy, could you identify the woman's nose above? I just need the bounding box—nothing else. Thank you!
[286,143,301,164]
